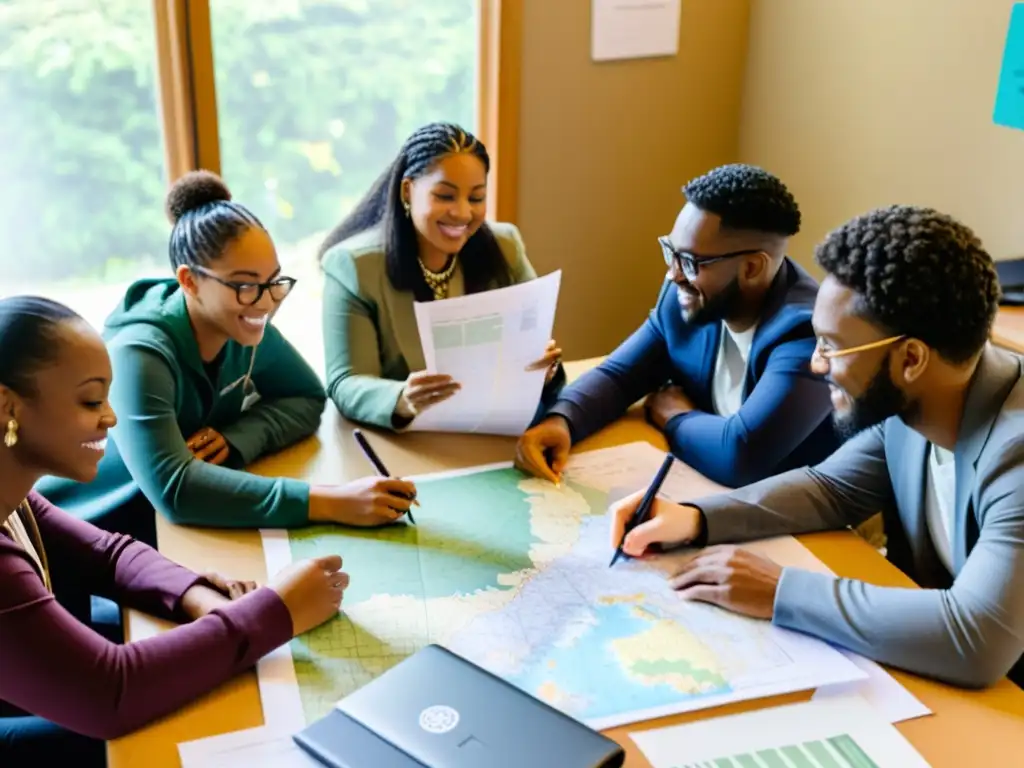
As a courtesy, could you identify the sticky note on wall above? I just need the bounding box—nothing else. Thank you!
[994,2,1024,130]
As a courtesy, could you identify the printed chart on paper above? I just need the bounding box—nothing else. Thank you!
[259,442,864,730]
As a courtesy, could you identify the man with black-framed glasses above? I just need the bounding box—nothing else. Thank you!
[610,205,1024,690]
[517,163,840,488]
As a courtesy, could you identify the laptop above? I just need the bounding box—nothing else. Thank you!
[293,644,626,768]
[996,257,1024,306]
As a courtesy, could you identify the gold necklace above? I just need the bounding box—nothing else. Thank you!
[418,255,458,300]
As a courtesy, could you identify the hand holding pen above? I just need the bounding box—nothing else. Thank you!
[307,475,418,527]
[352,429,418,524]
[608,454,675,567]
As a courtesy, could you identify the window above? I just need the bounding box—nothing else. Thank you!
[1,0,513,373]
[0,0,167,330]
[208,0,479,372]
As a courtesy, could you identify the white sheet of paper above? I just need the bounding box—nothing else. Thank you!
[631,694,931,767]
[410,270,561,435]
[177,725,318,768]
[591,0,682,61]
[257,533,318,733]
[813,648,932,724]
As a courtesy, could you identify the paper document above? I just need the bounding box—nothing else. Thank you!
[631,694,931,767]
[178,725,318,768]
[257,443,866,732]
[576,441,930,725]
[410,270,561,435]
[813,648,931,724]
[592,0,682,61]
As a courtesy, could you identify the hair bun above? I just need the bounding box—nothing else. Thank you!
[165,170,232,224]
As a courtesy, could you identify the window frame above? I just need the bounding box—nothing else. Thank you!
[151,0,519,221]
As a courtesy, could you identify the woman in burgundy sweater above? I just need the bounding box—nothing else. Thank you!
[0,296,350,765]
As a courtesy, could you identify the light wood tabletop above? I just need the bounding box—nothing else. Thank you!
[993,306,1024,355]
[107,359,1024,768]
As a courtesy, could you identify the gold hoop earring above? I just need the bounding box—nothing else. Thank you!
[4,419,18,448]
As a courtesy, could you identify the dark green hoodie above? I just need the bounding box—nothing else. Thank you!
[36,279,326,530]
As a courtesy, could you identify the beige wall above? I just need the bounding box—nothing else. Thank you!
[516,0,751,359]
[739,0,1024,273]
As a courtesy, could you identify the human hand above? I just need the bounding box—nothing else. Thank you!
[179,571,259,620]
[515,415,571,484]
[644,385,695,430]
[309,475,418,527]
[394,371,461,420]
[269,554,349,636]
[526,339,563,384]
[186,427,231,465]
[202,571,259,599]
[667,545,782,620]
[609,489,703,556]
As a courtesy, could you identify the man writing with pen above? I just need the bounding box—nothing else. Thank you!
[608,206,1024,691]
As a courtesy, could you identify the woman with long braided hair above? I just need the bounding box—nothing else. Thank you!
[318,121,565,430]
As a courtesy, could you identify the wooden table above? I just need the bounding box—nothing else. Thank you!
[993,306,1024,354]
[108,362,1024,768]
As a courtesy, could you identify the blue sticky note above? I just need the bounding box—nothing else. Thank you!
[994,2,1024,131]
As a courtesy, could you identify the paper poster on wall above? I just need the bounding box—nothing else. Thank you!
[994,2,1024,131]
[591,0,682,62]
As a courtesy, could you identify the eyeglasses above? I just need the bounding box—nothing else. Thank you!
[816,335,907,360]
[659,237,763,281]
[192,266,297,306]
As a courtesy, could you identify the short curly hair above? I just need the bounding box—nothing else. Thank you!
[815,205,1001,364]
[682,163,801,236]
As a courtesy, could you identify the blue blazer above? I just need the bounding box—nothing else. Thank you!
[549,258,841,487]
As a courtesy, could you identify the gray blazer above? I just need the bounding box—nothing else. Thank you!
[691,344,1024,688]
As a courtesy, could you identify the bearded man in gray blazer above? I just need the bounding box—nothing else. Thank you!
[611,205,1023,689]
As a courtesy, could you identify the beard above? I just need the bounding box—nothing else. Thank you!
[832,354,916,440]
[679,275,742,326]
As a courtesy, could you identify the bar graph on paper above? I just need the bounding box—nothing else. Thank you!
[632,696,930,768]
[676,733,880,768]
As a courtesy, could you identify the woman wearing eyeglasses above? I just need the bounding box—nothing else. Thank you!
[36,171,418,548]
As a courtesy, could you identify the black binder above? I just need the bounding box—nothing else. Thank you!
[293,644,625,768]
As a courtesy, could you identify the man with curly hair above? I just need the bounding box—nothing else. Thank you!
[610,205,1024,689]
[517,164,840,488]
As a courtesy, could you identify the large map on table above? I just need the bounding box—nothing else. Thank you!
[259,443,863,730]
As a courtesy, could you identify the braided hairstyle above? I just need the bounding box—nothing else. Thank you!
[683,163,801,237]
[166,170,265,269]
[815,205,1001,364]
[317,122,511,301]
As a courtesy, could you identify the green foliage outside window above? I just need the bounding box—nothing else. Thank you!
[0,0,476,284]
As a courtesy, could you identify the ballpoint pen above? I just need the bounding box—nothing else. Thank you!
[609,453,674,567]
[352,428,417,524]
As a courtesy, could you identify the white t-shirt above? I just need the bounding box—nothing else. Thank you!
[924,443,957,573]
[711,322,757,417]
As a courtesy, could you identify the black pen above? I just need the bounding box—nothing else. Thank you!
[352,428,417,524]
[609,453,674,567]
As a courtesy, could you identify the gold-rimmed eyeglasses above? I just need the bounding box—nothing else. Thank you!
[816,335,907,360]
